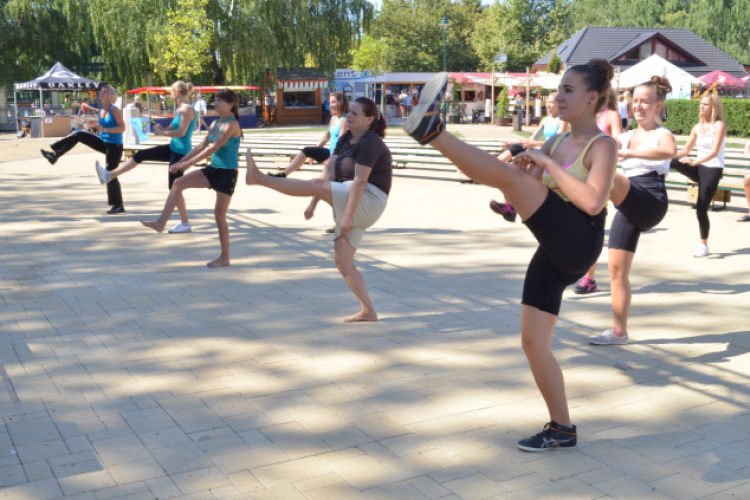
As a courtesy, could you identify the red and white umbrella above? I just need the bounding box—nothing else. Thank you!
[698,70,744,88]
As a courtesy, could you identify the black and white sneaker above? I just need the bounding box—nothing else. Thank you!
[107,205,126,215]
[404,72,448,145]
[41,149,58,165]
[517,421,577,452]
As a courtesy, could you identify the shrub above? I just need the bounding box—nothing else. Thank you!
[665,98,750,137]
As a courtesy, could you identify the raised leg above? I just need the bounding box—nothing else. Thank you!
[430,131,549,221]
[608,248,635,334]
[246,151,333,206]
[521,305,570,427]
[283,151,310,176]
[208,193,232,268]
[334,235,377,323]
[141,169,209,232]
[109,157,139,180]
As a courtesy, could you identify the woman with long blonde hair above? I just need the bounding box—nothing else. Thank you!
[670,93,727,257]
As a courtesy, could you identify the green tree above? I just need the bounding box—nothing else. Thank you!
[548,52,562,73]
[352,35,391,75]
[368,0,482,72]
[150,0,213,81]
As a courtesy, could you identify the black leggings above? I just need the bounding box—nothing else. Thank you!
[302,146,331,164]
[670,159,723,239]
[507,143,525,157]
[132,144,185,189]
[51,130,124,207]
[608,172,668,253]
[523,189,606,315]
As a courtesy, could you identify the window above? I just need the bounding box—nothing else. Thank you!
[654,41,668,59]
[640,43,652,60]
[626,48,639,60]
[667,48,687,62]
[463,90,476,102]
[283,91,316,108]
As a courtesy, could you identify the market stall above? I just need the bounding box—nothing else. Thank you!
[267,69,329,126]
[12,61,105,137]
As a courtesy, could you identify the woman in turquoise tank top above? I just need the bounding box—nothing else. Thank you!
[142,89,242,269]
[490,94,568,221]
[272,91,350,178]
[42,85,127,214]
[403,60,618,452]
[97,81,197,233]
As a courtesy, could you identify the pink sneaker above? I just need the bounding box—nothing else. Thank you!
[489,200,517,223]
[574,276,598,294]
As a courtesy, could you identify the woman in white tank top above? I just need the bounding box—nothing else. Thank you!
[670,94,727,257]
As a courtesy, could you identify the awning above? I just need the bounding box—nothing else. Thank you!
[125,87,171,94]
[617,55,701,89]
[513,74,563,90]
[279,80,329,92]
[475,74,524,87]
[14,62,105,91]
[196,85,261,93]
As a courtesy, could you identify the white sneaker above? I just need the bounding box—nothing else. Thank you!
[693,244,710,258]
[95,161,111,184]
[168,222,192,234]
[588,329,629,345]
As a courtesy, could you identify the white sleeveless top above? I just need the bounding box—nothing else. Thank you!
[618,101,628,119]
[617,127,673,177]
[696,122,725,168]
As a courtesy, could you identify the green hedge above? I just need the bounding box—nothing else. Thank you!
[664,99,750,137]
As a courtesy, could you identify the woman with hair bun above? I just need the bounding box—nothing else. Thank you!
[245,97,392,323]
[670,93,727,257]
[141,89,242,268]
[41,85,127,214]
[96,81,198,233]
[404,60,619,451]
[588,75,677,346]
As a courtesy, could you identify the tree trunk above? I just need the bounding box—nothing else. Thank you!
[211,51,225,85]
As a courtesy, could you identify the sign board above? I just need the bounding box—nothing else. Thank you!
[494,53,508,64]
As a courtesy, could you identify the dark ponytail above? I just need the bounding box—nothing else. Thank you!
[215,89,243,139]
[568,58,615,113]
[354,97,387,138]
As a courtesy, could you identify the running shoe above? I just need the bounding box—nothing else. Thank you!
[573,276,598,294]
[41,149,58,165]
[489,200,517,223]
[95,161,111,184]
[404,72,448,145]
[517,422,577,452]
[168,222,192,234]
[267,171,286,178]
[693,244,710,258]
[325,226,335,234]
[107,205,125,214]
[588,329,629,345]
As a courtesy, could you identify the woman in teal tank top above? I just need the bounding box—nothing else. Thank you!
[42,85,127,213]
[98,81,197,232]
[142,89,242,269]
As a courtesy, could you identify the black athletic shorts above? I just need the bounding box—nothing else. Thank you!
[508,143,525,157]
[522,189,606,316]
[201,166,238,196]
[132,144,186,189]
[608,172,668,253]
[302,146,331,164]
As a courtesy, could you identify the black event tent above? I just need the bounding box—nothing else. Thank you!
[13,62,106,132]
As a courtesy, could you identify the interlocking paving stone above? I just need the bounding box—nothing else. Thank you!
[1,140,749,499]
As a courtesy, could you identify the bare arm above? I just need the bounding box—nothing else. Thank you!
[173,121,239,171]
[608,110,623,136]
[317,128,331,148]
[526,121,546,148]
[520,137,618,216]
[691,121,726,166]
[177,135,210,166]
[674,126,698,159]
[157,106,195,138]
[621,131,677,161]
[339,164,373,235]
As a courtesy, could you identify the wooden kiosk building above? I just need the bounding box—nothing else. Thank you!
[263,68,329,126]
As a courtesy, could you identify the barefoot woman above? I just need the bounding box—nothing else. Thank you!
[246,97,391,323]
[405,61,618,451]
[141,89,241,268]
[97,81,197,233]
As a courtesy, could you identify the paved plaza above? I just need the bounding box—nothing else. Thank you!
[1,134,750,500]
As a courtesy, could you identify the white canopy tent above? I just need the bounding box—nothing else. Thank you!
[512,74,563,90]
[616,55,700,98]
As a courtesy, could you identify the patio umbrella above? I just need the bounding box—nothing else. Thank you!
[698,70,744,88]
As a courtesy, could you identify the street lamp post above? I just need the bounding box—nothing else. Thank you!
[440,15,449,123]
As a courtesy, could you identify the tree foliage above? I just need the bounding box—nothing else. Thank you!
[352,35,391,75]
[151,0,213,81]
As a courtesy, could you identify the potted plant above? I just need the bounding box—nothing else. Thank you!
[495,88,510,126]
[448,79,462,124]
